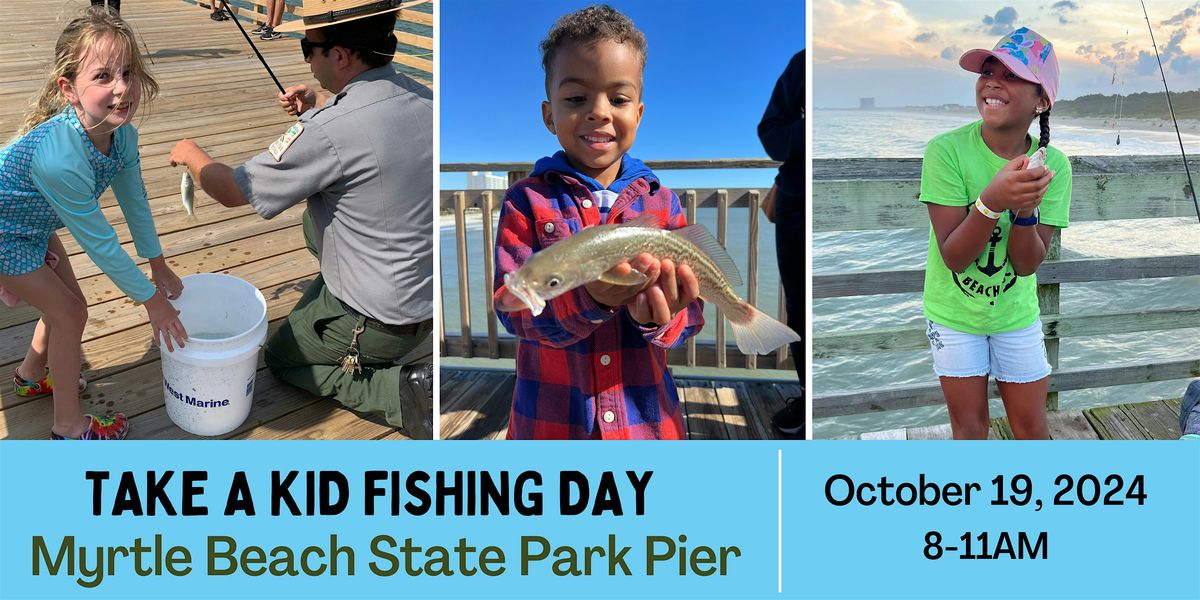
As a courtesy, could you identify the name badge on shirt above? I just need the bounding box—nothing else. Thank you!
[268,122,304,161]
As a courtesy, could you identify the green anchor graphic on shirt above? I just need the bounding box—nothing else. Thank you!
[952,224,1019,305]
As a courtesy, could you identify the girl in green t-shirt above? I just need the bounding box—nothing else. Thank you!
[917,27,1072,440]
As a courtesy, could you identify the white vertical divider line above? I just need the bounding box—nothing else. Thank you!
[777,449,783,594]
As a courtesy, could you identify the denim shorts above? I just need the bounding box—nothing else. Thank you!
[926,319,1051,383]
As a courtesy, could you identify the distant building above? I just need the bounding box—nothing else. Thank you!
[467,171,507,190]
[859,97,875,109]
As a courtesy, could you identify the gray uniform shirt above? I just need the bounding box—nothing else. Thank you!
[234,66,432,325]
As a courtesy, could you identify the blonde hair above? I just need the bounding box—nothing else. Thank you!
[20,7,158,135]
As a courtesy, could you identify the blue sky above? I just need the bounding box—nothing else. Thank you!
[815,0,1200,108]
[440,0,806,189]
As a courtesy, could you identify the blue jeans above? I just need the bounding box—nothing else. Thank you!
[1180,380,1200,437]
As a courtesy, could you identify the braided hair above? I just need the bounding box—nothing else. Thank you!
[1036,84,1051,150]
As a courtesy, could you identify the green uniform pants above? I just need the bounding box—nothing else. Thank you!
[263,211,432,433]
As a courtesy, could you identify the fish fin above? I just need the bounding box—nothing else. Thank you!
[621,213,663,228]
[726,303,800,355]
[599,269,650,286]
[673,224,743,287]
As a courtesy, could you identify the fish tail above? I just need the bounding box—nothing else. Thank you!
[725,302,801,355]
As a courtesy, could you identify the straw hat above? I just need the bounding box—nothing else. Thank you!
[275,0,412,33]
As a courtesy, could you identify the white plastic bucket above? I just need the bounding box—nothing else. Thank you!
[161,273,268,436]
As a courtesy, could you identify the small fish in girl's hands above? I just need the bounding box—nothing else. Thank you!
[501,214,801,355]
[180,171,195,217]
[1026,147,1046,170]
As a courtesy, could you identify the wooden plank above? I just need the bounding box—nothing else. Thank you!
[439,371,514,440]
[906,423,953,440]
[811,160,1200,231]
[814,254,1200,298]
[814,308,1200,358]
[438,370,484,413]
[442,335,795,371]
[1085,405,1153,440]
[1123,401,1182,440]
[860,428,906,440]
[230,405,399,440]
[714,385,749,440]
[812,155,1200,180]
[813,358,1200,417]
[681,382,728,440]
[0,235,313,333]
[738,380,785,440]
[1045,411,1100,440]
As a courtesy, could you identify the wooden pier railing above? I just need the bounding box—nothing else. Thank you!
[185,0,433,86]
[812,155,1200,419]
[439,159,796,372]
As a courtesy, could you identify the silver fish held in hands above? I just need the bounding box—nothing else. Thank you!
[1027,146,1046,170]
[502,214,801,355]
[180,171,195,216]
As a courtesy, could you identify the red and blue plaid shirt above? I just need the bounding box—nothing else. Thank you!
[494,153,704,440]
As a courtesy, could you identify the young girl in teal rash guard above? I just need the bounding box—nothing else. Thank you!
[918,28,1071,439]
[0,9,188,440]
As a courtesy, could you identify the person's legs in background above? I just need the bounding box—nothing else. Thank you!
[771,190,806,439]
[1180,379,1200,439]
[260,0,285,40]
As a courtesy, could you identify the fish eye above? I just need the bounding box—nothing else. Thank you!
[546,276,562,288]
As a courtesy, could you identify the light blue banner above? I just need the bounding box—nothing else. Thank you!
[0,441,1196,599]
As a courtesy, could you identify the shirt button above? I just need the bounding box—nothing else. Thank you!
[581,199,593,209]
[603,410,615,423]
[599,354,611,366]
[543,222,555,233]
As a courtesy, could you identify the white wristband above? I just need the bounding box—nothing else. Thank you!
[974,197,1002,220]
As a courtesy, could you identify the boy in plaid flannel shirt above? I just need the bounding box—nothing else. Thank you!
[493,4,705,439]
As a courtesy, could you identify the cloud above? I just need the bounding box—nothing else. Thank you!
[1170,54,1200,74]
[1051,0,1078,10]
[1161,1,1199,26]
[914,31,938,43]
[981,7,1018,35]
[940,46,960,61]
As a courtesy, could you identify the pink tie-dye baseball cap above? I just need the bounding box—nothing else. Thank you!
[959,27,1059,107]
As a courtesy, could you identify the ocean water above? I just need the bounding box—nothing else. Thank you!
[812,109,1200,438]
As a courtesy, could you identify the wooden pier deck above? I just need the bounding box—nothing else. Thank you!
[0,0,426,440]
[440,368,803,440]
[839,398,1187,440]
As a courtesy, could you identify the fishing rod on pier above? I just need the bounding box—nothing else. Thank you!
[218,0,285,94]
[1140,0,1199,224]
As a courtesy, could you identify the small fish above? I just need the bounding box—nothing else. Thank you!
[502,214,800,355]
[181,171,195,216]
[1026,147,1046,170]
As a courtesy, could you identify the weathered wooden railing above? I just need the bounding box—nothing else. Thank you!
[812,155,1200,418]
[185,0,433,85]
[440,159,796,371]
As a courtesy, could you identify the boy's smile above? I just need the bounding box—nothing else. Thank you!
[542,39,644,188]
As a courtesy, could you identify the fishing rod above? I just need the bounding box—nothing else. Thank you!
[1140,0,1199,224]
[219,0,285,93]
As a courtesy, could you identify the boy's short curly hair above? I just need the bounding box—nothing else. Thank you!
[540,4,646,88]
